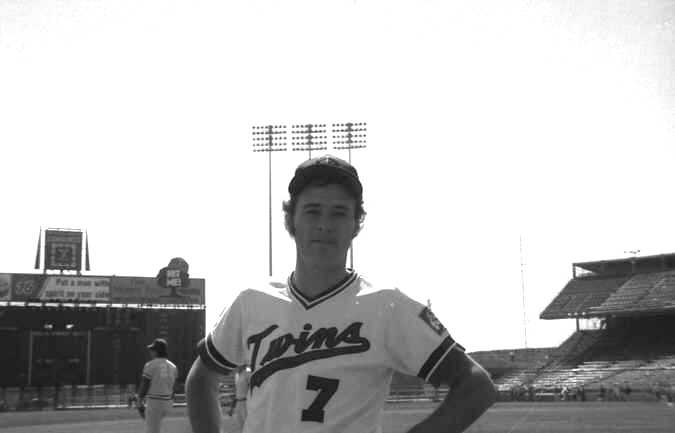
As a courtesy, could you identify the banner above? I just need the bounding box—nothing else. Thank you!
[10,274,47,301]
[10,274,110,302]
[110,276,204,305]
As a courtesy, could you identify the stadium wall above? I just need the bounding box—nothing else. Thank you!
[0,306,205,388]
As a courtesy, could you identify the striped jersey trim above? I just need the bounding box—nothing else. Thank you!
[198,334,237,374]
[417,336,463,381]
[288,270,358,310]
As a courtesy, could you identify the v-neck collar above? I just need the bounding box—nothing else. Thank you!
[288,270,357,310]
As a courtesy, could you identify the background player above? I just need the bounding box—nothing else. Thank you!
[186,155,496,433]
[137,338,178,433]
[227,365,251,433]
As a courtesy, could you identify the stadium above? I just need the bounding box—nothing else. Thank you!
[476,252,675,403]
[1,233,674,432]
[0,229,206,412]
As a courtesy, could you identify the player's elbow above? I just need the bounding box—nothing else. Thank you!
[186,358,220,398]
[467,365,497,410]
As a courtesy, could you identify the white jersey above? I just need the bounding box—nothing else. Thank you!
[200,271,464,433]
[142,358,178,400]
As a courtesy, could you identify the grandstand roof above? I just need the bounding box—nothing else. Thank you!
[574,252,675,276]
[540,275,630,320]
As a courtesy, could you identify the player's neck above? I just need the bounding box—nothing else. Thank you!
[292,263,350,299]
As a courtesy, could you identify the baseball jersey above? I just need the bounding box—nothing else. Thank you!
[199,271,465,433]
[142,358,178,400]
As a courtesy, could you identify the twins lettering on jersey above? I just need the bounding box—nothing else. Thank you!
[247,321,370,390]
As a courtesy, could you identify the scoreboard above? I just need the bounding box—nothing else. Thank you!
[44,230,83,271]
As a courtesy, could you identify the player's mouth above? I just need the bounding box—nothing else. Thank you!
[311,239,335,245]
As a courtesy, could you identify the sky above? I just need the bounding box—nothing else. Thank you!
[1,0,674,352]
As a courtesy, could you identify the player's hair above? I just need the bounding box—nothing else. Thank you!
[282,177,366,237]
[152,346,168,358]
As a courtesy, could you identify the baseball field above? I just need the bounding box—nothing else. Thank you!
[0,401,673,433]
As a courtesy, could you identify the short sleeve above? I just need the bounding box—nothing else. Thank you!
[384,289,465,385]
[197,291,248,375]
[142,361,153,380]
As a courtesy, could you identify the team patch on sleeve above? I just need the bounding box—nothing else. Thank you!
[419,307,446,336]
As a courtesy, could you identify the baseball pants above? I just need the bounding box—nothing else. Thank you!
[145,398,173,433]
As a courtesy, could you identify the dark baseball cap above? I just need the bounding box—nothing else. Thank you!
[288,154,363,198]
[147,338,168,353]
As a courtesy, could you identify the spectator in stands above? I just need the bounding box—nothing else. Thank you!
[560,386,569,401]
[651,382,661,401]
[611,383,621,401]
[621,381,632,401]
[527,384,535,402]
[599,384,606,401]
[578,384,586,402]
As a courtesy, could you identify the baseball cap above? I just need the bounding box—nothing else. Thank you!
[147,338,168,353]
[288,154,363,198]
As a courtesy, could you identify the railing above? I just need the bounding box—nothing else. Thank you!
[0,384,138,411]
[1,375,673,412]
[0,384,449,412]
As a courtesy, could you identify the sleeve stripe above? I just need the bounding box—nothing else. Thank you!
[417,336,463,381]
[197,334,237,374]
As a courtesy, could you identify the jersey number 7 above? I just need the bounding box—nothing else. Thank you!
[301,375,340,423]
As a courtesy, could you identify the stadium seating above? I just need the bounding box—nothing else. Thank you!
[540,275,629,319]
[592,271,675,314]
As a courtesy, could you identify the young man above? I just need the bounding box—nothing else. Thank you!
[186,155,496,433]
[137,338,178,433]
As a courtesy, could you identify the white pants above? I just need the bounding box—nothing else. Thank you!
[145,398,172,433]
[228,400,247,433]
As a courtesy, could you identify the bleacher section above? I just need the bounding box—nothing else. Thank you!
[540,275,629,320]
[592,270,675,315]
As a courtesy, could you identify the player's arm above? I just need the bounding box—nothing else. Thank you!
[137,364,152,405]
[186,357,228,433]
[187,293,247,433]
[137,377,151,402]
[406,350,496,433]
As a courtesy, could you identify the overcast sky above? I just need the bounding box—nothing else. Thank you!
[1,0,673,351]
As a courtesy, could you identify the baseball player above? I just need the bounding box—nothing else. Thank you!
[137,338,178,433]
[186,155,496,433]
[227,365,251,433]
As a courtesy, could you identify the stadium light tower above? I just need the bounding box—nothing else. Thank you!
[291,123,328,160]
[252,125,288,277]
[332,122,367,269]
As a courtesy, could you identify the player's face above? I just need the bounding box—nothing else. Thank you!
[293,184,357,268]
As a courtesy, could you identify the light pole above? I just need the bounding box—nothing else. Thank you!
[519,235,528,349]
[332,122,367,269]
[291,123,327,160]
[252,125,288,277]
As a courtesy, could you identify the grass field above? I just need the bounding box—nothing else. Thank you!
[1,402,673,433]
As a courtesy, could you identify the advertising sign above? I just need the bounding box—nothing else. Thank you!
[0,274,10,301]
[11,274,48,301]
[10,274,110,302]
[44,230,83,271]
[110,276,205,305]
